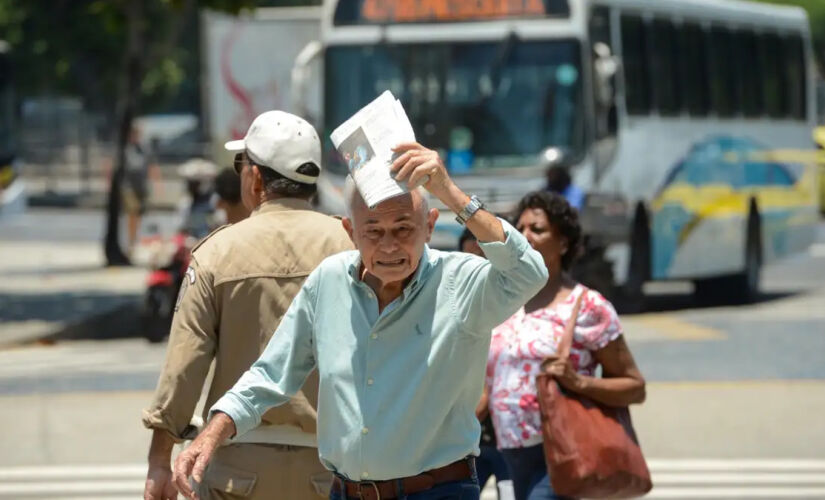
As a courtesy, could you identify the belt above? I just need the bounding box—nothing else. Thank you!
[332,458,473,500]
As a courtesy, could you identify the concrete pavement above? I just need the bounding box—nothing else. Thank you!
[2,381,824,468]
[0,209,179,347]
[0,241,146,346]
[2,210,824,498]
[2,382,824,498]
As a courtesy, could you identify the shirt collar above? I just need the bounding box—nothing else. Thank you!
[251,198,313,217]
[348,245,434,296]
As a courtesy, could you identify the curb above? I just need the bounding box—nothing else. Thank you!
[43,300,143,343]
[27,192,177,212]
[0,300,144,350]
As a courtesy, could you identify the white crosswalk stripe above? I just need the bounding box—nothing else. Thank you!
[479,459,825,500]
[1,459,824,499]
[642,459,825,499]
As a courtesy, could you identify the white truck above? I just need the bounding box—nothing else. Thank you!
[201,7,322,165]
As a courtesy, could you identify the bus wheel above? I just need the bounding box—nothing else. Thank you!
[620,206,650,313]
[572,242,617,302]
[694,209,761,304]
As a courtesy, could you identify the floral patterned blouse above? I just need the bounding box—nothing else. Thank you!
[486,284,622,449]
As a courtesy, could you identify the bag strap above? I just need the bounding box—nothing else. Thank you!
[556,287,585,361]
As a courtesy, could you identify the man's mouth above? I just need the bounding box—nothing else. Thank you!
[377,258,405,267]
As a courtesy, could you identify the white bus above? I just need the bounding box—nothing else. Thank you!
[295,0,821,303]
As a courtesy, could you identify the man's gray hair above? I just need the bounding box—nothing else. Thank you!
[344,175,428,219]
[257,163,319,199]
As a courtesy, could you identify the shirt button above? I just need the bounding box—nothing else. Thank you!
[370,333,378,340]
[362,427,369,435]
[367,378,374,386]
[361,472,370,479]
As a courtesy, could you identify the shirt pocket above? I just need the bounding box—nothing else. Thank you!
[203,461,257,497]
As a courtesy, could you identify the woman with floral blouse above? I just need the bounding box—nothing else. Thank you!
[487,191,646,500]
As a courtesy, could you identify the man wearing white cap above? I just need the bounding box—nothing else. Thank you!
[142,111,354,500]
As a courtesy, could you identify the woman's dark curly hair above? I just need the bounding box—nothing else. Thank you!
[514,191,582,271]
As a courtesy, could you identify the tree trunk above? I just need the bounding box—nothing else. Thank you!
[104,0,144,266]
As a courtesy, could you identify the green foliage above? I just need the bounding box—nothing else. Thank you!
[0,0,256,120]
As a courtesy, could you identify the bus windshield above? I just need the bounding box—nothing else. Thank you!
[324,39,583,175]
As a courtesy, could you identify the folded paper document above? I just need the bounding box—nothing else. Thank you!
[330,90,417,208]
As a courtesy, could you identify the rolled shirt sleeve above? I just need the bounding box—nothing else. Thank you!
[452,219,548,334]
[141,256,218,441]
[209,272,319,438]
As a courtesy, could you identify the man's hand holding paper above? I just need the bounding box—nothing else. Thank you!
[390,142,450,197]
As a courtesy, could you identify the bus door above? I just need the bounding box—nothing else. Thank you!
[588,5,618,180]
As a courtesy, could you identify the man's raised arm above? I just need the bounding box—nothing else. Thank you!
[391,143,548,334]
[391,142,505,244]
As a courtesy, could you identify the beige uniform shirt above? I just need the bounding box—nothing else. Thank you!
[142,198,354,441]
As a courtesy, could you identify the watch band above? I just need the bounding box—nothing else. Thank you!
[455,195,484,225]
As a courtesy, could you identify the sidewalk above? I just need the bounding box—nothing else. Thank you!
[23,175,185,211]
[0,239,147,347]
[2,382,823,498]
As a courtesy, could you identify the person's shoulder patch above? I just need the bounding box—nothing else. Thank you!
[175,265,197,312]
[191,224,230,252]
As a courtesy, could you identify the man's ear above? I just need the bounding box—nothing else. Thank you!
[251,165,265,196]
[425,208,439,243]
[342,217,357,247]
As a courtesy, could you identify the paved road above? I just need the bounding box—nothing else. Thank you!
[1,210,824,498]
[0,209,174,345]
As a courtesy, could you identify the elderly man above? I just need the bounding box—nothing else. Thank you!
[173,142,548,500]
[142,111,353,500]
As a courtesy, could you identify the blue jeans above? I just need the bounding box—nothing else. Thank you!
[500,444,574,500]
[329,460,480,500]
[477,445,510,497]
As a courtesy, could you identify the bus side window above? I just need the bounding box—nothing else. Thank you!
[590,6,619,178]
[733,30,763,118]
[589,6,617,137]
[620,13,651,116]
[709,26,737,117]
[759,33,788,119]
[678,22,710,117]
[784,34,806,121]
[650,18,681,116]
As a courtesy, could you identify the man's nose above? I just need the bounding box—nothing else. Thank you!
[378,232,399,251]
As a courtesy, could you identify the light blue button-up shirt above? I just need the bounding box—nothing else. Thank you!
[211,220,547,480]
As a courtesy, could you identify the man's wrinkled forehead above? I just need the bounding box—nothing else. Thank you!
[353,191,425,225]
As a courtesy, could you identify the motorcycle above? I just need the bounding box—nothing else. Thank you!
[140,158,218,343]
[141,230,195,343]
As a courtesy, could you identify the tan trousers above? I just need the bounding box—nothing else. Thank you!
[194,443,331,499]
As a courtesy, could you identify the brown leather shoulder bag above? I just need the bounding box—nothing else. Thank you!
[536,291,652,498]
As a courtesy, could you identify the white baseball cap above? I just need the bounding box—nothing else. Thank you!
[224,110,322,185]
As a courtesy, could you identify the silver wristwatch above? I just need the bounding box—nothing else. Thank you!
[455,195,485,225]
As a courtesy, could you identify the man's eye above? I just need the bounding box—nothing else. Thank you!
[397,226,412,235]
[366,229,381,238]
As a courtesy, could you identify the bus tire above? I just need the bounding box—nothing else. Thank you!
[620,205,650,313]
[572,240,617,303]
[694,206,761,304]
